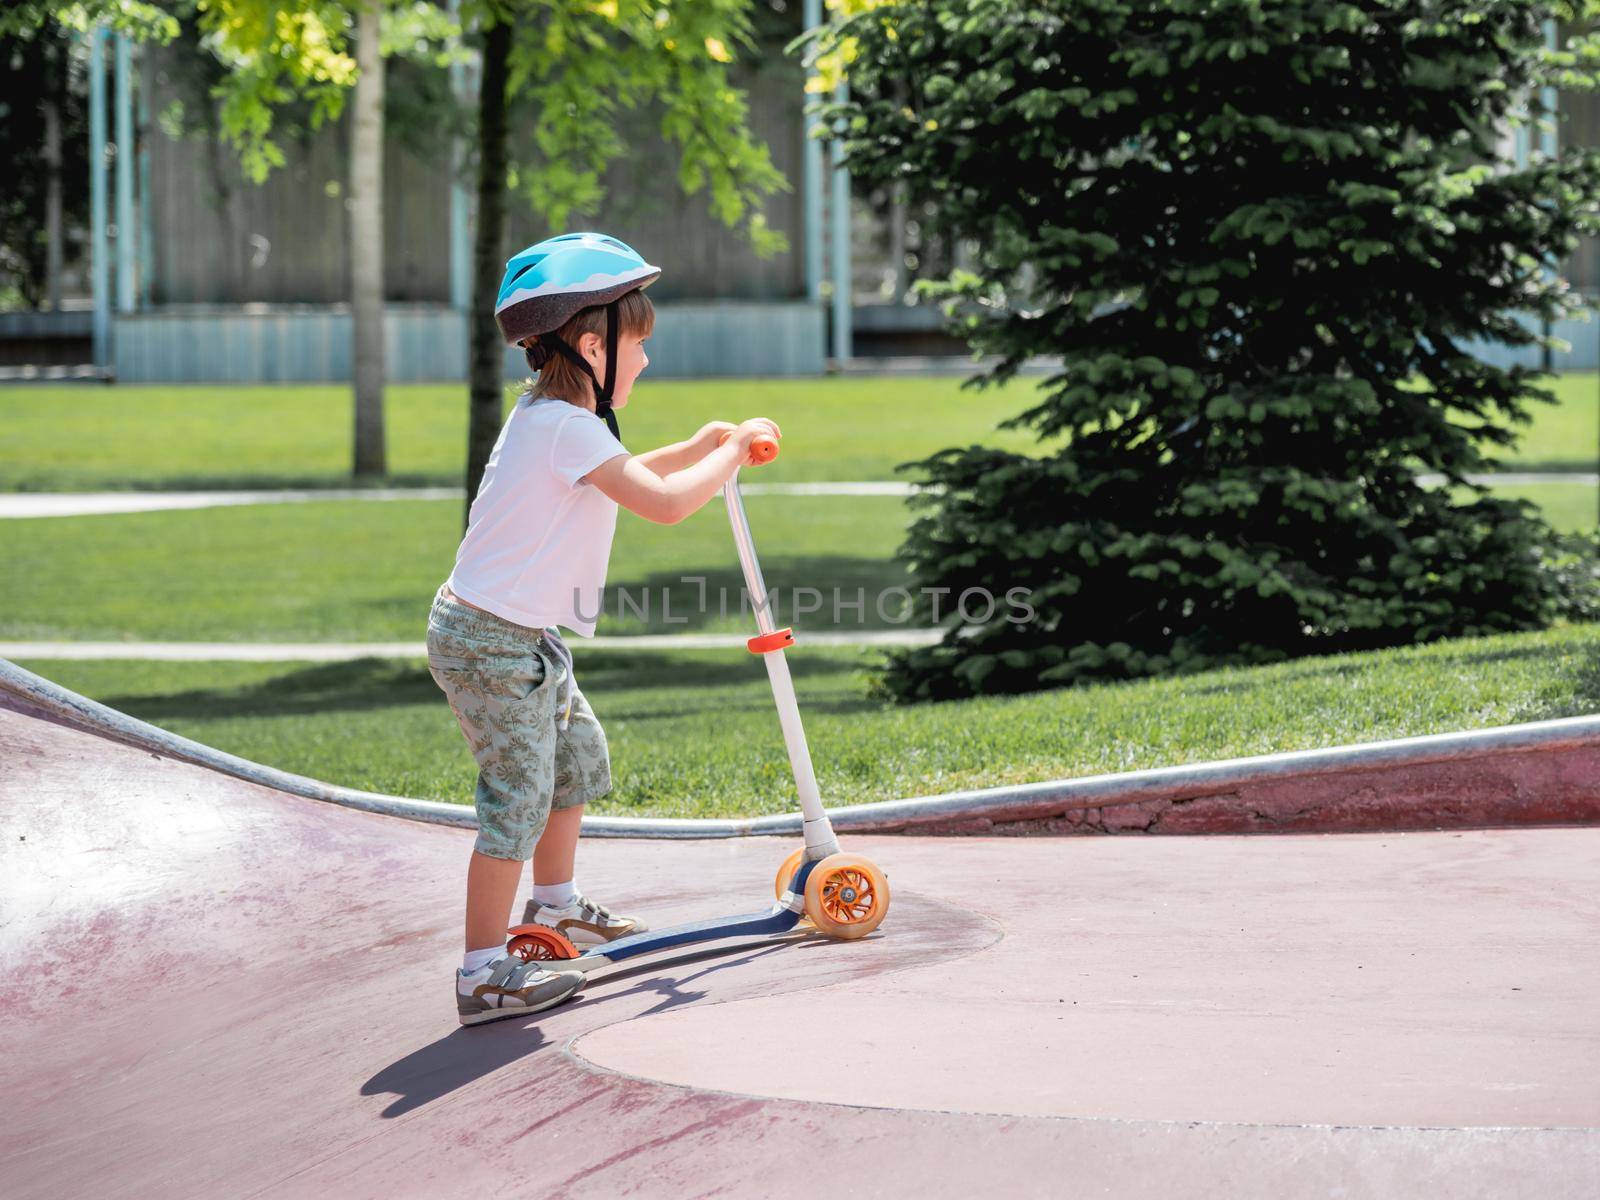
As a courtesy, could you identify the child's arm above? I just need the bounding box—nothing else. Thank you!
[630,421,738,477]
[585,418,780,526]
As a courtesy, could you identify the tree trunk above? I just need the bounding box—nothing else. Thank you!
[43,44,63,311]
[465,16,512,528]
[350,0,387,477]
[888,180,906,304]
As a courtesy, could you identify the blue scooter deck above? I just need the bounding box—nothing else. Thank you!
[552,861,818,974]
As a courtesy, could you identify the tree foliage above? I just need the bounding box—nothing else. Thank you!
[494,0,789,250]
[0,30,89,307]
[9,0,790,251]
[808,0,1600,701]
[0,1,181,42]
[11,0,791,501]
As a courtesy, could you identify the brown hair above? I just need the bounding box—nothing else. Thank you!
[519,288,656,406]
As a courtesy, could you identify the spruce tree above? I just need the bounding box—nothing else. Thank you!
[809,0,1600,700]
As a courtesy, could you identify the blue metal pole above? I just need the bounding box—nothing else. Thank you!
[1533,18,1589,523]
[829,78,851,364]
[136,42,153,309]
[448,0,471,313]
[1539,19,1558,375]
[802,0,823,307]
[1541,19,1559,162]
[115,32,135,314]
[88,27,109,373]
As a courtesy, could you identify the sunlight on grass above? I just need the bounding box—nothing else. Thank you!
[19,622,1599,819]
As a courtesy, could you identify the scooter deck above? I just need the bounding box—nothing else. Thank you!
[548,859,820,975]
[554,903,806,974]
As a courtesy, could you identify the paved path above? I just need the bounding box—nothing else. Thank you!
[0,481,919,518]
[1419,471,1600,486]
[2,690,1595,1198]
[0,487,463,518]
[2,474,1595,519]
[0,629,945,660]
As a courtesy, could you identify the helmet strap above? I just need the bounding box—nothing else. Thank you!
[535,300,622,441]
[596,300,620,439]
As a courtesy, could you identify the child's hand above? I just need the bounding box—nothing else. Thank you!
[730,418,781,465]
[694,421,738,455]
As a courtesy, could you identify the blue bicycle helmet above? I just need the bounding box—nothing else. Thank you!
[495,231,661,438]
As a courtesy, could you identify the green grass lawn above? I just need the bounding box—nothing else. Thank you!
[4,481,1593,645]
[0,494,916,641]
[6,374,1595,822]
[1,370,1597,491]
[18,622,1600,817]
[0,377,1051,491]
[1482,369,1600,471]
[1451,482,1600,535]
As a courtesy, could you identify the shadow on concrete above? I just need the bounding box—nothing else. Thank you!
[360,936,815,1119]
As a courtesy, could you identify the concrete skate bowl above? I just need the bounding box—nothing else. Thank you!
[1,662,1598,1198]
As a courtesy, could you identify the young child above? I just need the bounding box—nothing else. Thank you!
[429,231,780,1026]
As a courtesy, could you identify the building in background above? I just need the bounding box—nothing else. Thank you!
[2,12,1597,382]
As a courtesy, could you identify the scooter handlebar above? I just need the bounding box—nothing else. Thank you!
[717,429,780,465]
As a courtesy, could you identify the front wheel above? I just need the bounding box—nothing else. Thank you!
[774,847,813,927]
[803,853,890,940]
[773,848,805,900]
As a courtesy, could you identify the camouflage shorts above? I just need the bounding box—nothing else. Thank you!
[426,587,612,860]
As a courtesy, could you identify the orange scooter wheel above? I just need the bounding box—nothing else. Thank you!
[773,848,805,900]
[803,853,890,940]
[773,847,813,927]
[505,924,580,962]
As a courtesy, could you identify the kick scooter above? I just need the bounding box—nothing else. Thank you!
[503,434,890,972]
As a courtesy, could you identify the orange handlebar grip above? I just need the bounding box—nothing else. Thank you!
[718,430,781,465]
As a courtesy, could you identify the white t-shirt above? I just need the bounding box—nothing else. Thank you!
[446,397,629,637]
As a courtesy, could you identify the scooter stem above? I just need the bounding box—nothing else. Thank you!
[723,471,842,861]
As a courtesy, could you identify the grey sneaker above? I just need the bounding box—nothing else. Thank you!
[521,893,648,945]
[456,955,585,1026]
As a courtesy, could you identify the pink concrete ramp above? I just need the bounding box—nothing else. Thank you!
[2,688,1599,1199]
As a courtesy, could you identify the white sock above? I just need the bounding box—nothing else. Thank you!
[461,945,505,974]
[531,879,577,908]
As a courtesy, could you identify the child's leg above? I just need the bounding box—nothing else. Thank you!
[530,685,611,889]
[465,851,524,951]
[426,592,563,957]
[459,847,586,1027]
[532,805,584,887]
[520,688,645,943]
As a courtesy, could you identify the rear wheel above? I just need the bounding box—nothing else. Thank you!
[504,924,580,962]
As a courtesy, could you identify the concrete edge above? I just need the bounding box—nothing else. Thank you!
[3,656,1597,839]
[0,657,477,833]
